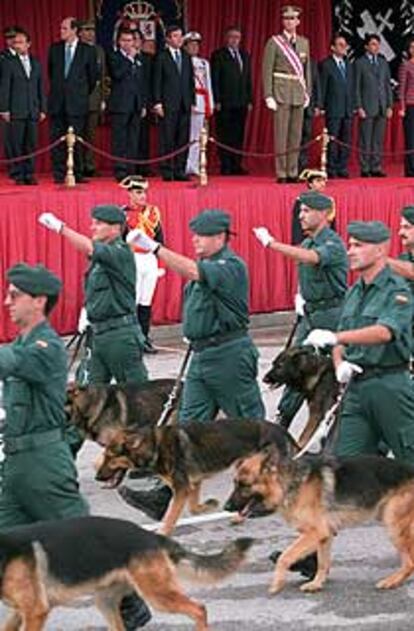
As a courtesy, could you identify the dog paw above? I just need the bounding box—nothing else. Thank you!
[300,580,323,593]
[230,513,246,526]
[376,574,405,590]
[191,498,219,515]
[268,579,285,595]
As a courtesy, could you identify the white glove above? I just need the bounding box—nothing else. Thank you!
[77,307,90,334]
[126,228,158,253]
[265,96,277,111]
[303,329,338,348]
[335,360,363,384]
[38,212,65,234]
[294,293,306,317]
[253,226,274,247]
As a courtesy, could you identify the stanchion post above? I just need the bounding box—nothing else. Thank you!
[199,120,209,187]
[320,127,330,177]
[65,126,76,188]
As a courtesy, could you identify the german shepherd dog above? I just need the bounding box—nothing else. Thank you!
[0,515,253,631]
[95,419,297,535]
[225,447,414,594]
[263,346,338,448]
[66,379,176,445]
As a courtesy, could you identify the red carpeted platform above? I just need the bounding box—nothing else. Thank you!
[0,172,413,341]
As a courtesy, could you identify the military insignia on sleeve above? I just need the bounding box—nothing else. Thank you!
[36,340,48,349]
[395,294,409,304]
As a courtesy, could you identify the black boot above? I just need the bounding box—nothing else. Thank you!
[137,305,158,354]
[118,477,173,521]
[120,593,151,629]
[269,550,318,580]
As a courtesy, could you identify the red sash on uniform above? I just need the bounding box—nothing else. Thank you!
[126,205,161,254]
[194,62,213,117]
[273,35,310,107]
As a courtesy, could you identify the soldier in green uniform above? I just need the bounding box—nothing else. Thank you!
[127,208,265,421]
[305,220,414,462]
[0,263,88,527]
[253,191,348,429]
[388,206,414,297]
[38,209,151,630]
[38,205,147,385]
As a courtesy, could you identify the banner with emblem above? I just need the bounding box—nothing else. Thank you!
[333,0,414,79]
[95,0,186,52]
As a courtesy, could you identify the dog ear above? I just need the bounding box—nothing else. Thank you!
[124,428,147,451]
[260,444,282,473]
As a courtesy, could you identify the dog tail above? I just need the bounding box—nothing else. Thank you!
[161,536,254,584]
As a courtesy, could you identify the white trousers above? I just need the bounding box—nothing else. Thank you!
[186,112,205,175]
[134,252,159,306]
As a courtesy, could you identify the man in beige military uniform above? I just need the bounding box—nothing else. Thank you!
[262,5,311,183]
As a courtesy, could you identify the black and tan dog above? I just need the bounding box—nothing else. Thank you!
[225,447,414,594]
[66,379,176,445]
[95,419,296,535]
[0,515,253,631]
[264,346,338,448]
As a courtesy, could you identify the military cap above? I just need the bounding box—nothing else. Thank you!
[7,263,62,297]
[401,206,414,226]
[347,220,391,243]
[183,31,202,43]
[299,191,333,211]
[77,19,95,30]
[299,168,327,183]
[281,5,302,18]
[189,209,233,235]
[91,204,126,224]
[119,175,149,191]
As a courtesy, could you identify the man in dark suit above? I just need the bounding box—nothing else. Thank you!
[153,25,194,181]
[47,17,98,183]
[320,33,355,178]
[78,20,106,178]
[211,26,253,175]
[107,28,149,182]
[355,33,393,177]
[0,29,46,184]
[298,58,321,173]
[1,25,20,180]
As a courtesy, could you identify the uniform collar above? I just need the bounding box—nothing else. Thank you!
[19,319,49,343]
[356,264,391,290]
[307,225,332,244]
[202,245,229,261]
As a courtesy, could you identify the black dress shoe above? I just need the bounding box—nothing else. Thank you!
[337,171,349,178]
[233,167,249,176]
[269,550,318,580]
[220,168,232,175]
[162,174,174,182]
[75,176,90,184]
[24,176,38,185]
[143,337,158,354]
[174,173,190,181]
[277,177,287,184]
[83,168,96,177]
[120,593,152,630]
[118,480,173,521]
[371,170,387,177]
[360,171,371,177]
[54,175,65,184]
[14,178,25,185]
[286,176,299,183]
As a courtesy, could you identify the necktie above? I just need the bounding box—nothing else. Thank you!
[21,55,30,78]
[338,60,346,79]
[232,48,243,71]
[64,44,73,78]
[174,49,182,73]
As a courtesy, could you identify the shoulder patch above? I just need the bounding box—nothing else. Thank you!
[395,294,409,304]
[35,340,49,349]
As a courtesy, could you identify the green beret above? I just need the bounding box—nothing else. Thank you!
[347,220,391,243]
[401,206,414,226]
[189,209,232,235]
[298,191,332,211]
[7,263,62,297]
[91,204,125,225]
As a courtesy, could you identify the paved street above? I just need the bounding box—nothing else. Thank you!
[1,326,414,630]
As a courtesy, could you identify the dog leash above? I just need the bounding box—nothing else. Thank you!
[293,379,351,459]
[66,331,86,372]
[156,344,193,427]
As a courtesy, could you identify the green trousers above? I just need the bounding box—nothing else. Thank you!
[278,306,342,424]
[335,372,414,465]
[0,441,89,529]
[90,325,148,385]
[179,336,265,422]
